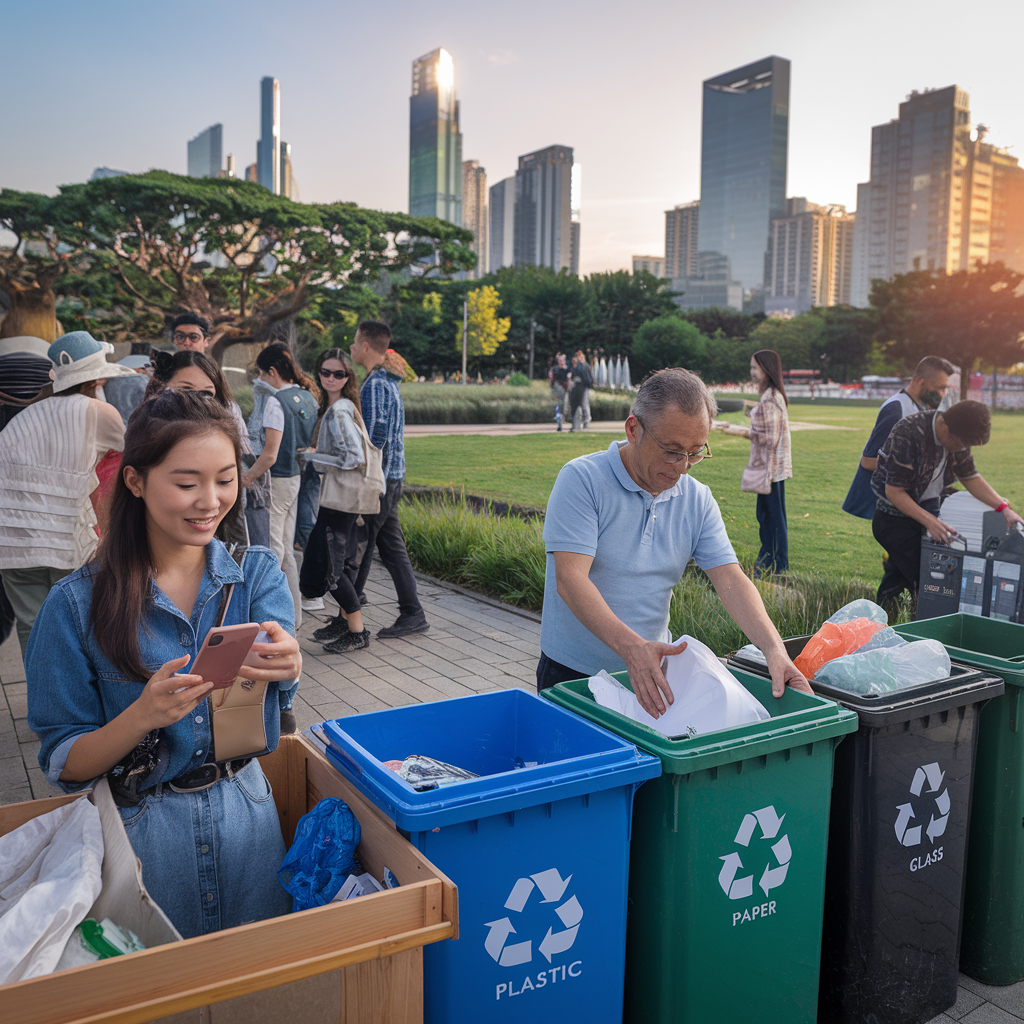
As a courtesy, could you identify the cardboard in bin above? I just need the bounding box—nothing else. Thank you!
[2,734,457,1024]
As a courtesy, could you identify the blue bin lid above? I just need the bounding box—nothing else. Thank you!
[318,688,661,830]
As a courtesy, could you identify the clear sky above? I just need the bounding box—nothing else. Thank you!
[2,0,1022,275]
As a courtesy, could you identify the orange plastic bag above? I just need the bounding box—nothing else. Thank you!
[794,617,886,680]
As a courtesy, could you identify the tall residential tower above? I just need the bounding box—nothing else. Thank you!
[698,56,790,306]
[462,160,488,277]
[409,48,462,224]
[513,145,574,271]
[257,76,281,194]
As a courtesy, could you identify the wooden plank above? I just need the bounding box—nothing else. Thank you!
[341,950,422,1024]
[259,737,307,845]
[4,885,451,1024]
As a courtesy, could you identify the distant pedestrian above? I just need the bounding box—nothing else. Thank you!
[843,356,954,519]
[0,332,136,653]
[240,343,319,630]
[549,353,569,432]
[301,349,380,653]
[569,351,593,432]
[349,320,429,638]
[103,356,151,426]
[724,349,792,575]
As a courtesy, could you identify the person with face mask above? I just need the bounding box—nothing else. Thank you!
[537,368,812,719]
[843,356,955,519]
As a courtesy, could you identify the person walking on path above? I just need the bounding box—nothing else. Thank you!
[0,331,136,654]
[871,401,1022,615]
[26,388,300,938]
[843,356,954,519]
[720,350,793,575]
[549,353,570,432]
[569,351,593,432]
[349,320,429,638]
[240,344,318,631]
[301,349,376,653]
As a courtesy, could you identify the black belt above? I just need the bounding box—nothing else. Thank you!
[168,758,252,793]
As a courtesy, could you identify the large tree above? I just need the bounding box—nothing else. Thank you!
[583,270,678,354]
[1,172,475,358]
[872,263,1024,397]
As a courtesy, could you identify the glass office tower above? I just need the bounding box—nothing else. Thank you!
[698,56,790,304]
[257,76,280,194]
[409,48,462,224]
[188,124,223,178]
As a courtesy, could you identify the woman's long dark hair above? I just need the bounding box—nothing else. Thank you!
[313,348,362,419]
[145,349,235,408]
[89,389,243,681]
[753,349,788,406]
[256,342,319,397]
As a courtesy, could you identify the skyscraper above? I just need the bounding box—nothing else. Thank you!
[257,76,280,194]
[765,199,856,315]
[409,48,462,224]
[852,86,972,301]
[698,56,790,306]
[280,141,297,200]
[488,177,516,272]
[188,124,223,178]
[462,160,488,277]
[513,145,574,271]
[570,163,581,276]
[632,255,666,277]
[665,201,699,279]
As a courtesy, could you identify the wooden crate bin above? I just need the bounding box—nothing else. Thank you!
[2,734,458,1024]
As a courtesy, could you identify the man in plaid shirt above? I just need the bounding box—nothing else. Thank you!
[349,320,429,638]
[871,401,1022,613]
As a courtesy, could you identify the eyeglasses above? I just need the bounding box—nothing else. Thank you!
[320,368,348,380]
[172,331,205,344]
[636,415,712,465]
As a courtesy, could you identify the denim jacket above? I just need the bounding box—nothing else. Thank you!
[26,541,294,793]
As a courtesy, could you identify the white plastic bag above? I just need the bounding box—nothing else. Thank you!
[816,639,952,695]
[588,635,770,738]
[0,797,104,984]
[826,599,888,626]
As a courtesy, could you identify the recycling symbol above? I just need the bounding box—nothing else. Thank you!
[718,805,792,900]
[895,762,950,847]
[484,868,583,967]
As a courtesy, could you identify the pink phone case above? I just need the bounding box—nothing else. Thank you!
[191,623,262,689]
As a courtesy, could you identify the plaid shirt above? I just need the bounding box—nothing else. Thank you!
[360,368,405,481]
[872,410,978,516]
[748,389,792,482]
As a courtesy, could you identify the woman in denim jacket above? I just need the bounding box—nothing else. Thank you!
[27,389,301,938]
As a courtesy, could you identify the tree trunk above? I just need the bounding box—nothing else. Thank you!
[0,286,59,342]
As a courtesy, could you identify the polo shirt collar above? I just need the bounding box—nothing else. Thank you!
[606,440,685,501]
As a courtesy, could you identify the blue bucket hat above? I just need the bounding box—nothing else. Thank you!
[48,331,137,393]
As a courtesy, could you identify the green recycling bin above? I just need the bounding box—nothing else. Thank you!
[895,613,1024,985]
[544,666,858,1024]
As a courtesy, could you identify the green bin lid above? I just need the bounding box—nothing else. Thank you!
[543,667,858,775]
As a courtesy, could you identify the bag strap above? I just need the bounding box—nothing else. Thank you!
[214,548,247,626]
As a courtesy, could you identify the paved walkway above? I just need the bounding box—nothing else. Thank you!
[0,567,1019,1022]
[403,419,852,437]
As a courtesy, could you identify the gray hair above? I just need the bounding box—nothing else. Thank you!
[631,367,717,424]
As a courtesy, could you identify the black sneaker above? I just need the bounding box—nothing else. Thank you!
[323,629,371,654]
[280,709,297,735]
[377,615,430,639]
[312,616,349,643]
[358,592,368,606]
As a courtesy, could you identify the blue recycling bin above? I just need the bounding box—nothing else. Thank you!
[319,688,660,1024]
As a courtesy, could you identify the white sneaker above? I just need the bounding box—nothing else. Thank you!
[301,596,325,612]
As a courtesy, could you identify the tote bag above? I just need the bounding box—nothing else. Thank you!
[318,416,386,515]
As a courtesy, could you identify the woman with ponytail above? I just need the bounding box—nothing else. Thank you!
[241,343,319,628]
[27,388,299,938]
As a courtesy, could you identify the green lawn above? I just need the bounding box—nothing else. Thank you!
[404,406,1024,587]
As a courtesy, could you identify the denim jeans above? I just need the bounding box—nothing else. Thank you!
[118,759,291,938]
[353,480,423,619]
[755,480,789,573]
[293,462,321,550]
[269,475,302,632]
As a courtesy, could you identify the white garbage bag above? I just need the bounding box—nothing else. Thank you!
[826,599,888,626]
[589,635,770,738]
[0,797,104,984]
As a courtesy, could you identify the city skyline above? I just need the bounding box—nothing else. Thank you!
[2,0,1023,275]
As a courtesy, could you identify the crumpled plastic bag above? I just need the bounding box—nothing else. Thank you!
[0,797,104,984]
[392,755,478,789]
[277,799,361,912]
[793,600,889,679]
[589,635,770,738]
[816,639,951,695]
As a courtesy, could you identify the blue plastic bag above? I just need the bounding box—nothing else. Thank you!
[277,798,361,912]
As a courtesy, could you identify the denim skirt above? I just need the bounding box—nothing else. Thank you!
[118,758,292,938]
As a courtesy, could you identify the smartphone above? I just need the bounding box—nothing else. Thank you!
[190,623,262,689]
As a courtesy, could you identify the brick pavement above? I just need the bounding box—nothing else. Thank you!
[1,565,1022,1022]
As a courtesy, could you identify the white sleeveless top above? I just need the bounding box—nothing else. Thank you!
[0,394,125,570]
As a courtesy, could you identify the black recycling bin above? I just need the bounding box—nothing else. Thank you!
[729,639,1003,1024]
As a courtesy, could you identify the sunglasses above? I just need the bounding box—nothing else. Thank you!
[320,368,348,380]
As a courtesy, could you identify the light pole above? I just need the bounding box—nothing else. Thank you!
[461,296,468,385]
[528,317,535,381]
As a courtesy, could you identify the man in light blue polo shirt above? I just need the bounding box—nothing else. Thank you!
[538,367,811,717]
